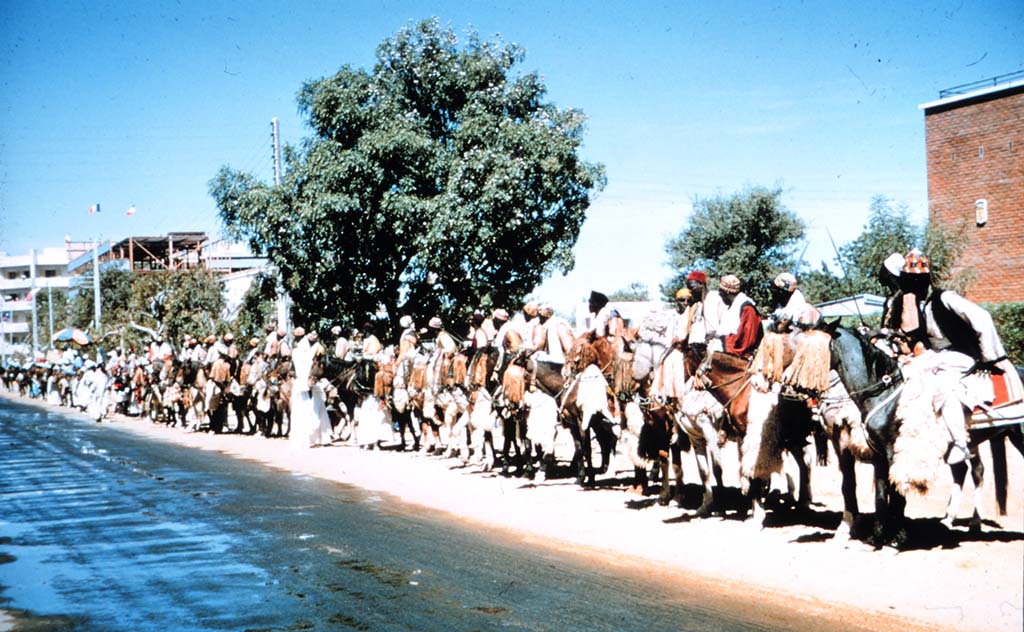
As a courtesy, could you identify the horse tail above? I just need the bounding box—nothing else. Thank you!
[503,364,526,404]
[451,354,468,386]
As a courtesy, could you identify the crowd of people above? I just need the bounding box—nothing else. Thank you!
[2,248,1019,537]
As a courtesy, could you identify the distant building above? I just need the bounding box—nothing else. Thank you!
[920,71,1024,304]
[573,300,667,333]
[814,294,884,319]
[1,233,270,359]
[0,246,73,356]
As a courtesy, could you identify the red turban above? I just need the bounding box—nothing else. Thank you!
[686,270,707,284]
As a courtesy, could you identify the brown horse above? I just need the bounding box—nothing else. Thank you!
[561,337,623,486]
[696,350,782,521]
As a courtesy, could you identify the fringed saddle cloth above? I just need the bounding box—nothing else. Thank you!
[970,358,1024,430]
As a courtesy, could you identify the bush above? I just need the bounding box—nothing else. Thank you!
[987,302,1024,366]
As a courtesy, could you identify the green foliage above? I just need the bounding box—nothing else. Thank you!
[797,261,848,303]
[211,18,605,336]
[808,196,973,299]
[233,272,279,343]
[608,281,651,302]
[33,289,69,348]
[988,302,1024,366]
[922,219,973,293]
[65,267,225,353]
[67,266,134,334]
[663,185,805,307]
[836,196,918,295]
[143,269,226,347]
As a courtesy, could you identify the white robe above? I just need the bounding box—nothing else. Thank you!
[289,339,333,449]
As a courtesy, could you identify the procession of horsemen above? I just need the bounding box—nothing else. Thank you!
[3,248,1022,548]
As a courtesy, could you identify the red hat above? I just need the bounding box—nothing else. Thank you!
[686,270,707,284]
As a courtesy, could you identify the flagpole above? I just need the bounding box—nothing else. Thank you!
[30,248,39,359]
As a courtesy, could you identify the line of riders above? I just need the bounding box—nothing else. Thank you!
[3,248,1021,548]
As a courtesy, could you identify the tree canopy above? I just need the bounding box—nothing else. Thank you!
[800,196,973,302]
[210,19,605,335]
[663,186,805,306]
[63,267,225,352]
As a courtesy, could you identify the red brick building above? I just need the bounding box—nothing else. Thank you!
[920,73,1024,304]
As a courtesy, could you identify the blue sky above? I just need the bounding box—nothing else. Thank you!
[2,1,1022,311]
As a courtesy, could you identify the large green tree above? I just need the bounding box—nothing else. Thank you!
[663,185,805,307]
[211,19,605,335]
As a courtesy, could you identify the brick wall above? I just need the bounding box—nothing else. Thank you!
[924,87,1024,304]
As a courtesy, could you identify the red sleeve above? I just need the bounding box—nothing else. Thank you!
[724,304,762,358]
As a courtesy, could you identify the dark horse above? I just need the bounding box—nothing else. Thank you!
[314,355,377,443]
[828,324,1023,547]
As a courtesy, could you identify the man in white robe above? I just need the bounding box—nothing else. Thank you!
[289,328,333,449]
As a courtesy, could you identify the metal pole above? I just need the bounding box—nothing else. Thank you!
[30,248,39,358]
[271,117,282,186]
[1,293,6,367]
[93,239,102,331]
[48,284,54,349]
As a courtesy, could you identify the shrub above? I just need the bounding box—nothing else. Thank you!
[987,302,1024,366]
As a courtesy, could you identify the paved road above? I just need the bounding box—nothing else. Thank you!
[1,398,785,631]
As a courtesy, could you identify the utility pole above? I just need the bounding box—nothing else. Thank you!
[93,240,102,331]
[47,285,54,349]
[271,117,289,334]
[271,117,282,186]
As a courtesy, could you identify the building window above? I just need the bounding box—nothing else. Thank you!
[975,199,988,226]
[45,270,56,278]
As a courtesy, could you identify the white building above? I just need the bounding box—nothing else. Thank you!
[0,246,74,358]
[573,300,668,334]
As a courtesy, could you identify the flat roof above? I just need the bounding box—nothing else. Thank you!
[919,78,1024,112]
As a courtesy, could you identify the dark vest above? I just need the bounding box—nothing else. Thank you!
[924,290,982,361]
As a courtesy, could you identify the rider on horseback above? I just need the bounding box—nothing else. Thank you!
[897,249,1017,464]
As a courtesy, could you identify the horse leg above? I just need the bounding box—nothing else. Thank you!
[520,414,535,480]
[869,455,891,548]
[967,450,985,532]
[745,477,767,527]
[834,441,859,541]
[795,441,813,511]
[691,437,714,516]
[571,423,592,486]
[943,460,969,529]
[594,417,614,476]
[670,436,685,506]
[500,417,515,476]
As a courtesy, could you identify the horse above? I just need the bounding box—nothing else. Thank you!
[314,355,378,444]
[561,336,622,486]
[475,334,534,476]
[629,311,690,504]
[827,324,1023,546]
[507,352,568,479]
[693,350,783,523]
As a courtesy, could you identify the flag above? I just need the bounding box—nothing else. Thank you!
[89,203,101,214]
[125,206,136,217]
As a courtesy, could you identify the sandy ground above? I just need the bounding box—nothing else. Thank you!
[3,392,1022,632]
